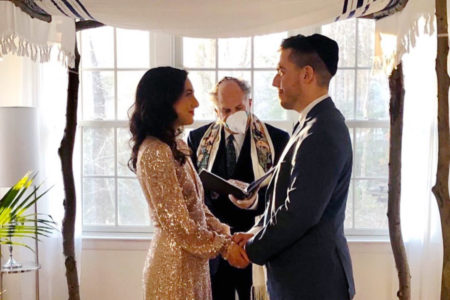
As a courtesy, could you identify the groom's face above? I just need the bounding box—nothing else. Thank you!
[215,80,251,122]
[273,48,304,111]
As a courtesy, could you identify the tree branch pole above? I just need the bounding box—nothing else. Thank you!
[59,20,103,300]
[434,0,450,299]
[58,38,80,300]
[388,63,411,299]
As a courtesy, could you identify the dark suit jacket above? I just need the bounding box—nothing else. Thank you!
[187,123,289,233]
[246,98,355,300]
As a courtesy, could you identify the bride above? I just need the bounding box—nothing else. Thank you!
[128,67,248,299]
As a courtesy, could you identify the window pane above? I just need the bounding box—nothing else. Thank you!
[83,178,115,225]
[117,29,150,68]
[83,127,115,176]
[82,71,115,120]
[117,128,133,177]
[357,19,375,67]
[253,71,286,120]
[183,38,216,68]
[354,179,388,230]
[81,27,114,68]
[344,181,354,229]
[118,178,150,226]
[322,19,356,67]
[254,32,287,68]
[188,71,216,120]
[217,71,251,84]
[117,70,145,120]
[329,69,355,119]
[354,128,389,178]
[356,70,389,120]
[218,37,251,68]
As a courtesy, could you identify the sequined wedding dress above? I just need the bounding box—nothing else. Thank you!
[137,137,231,299]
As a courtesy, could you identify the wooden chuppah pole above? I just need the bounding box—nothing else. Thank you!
[388,63,411,300]
[434,0,450,299]
[59,20,103,300]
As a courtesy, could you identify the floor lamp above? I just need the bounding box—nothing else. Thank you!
[0,106,39,298]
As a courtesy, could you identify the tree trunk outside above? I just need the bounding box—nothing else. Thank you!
[388,63,411,299]
[434,1,450,299]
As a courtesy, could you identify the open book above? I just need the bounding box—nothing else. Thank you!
[198,167,275,199]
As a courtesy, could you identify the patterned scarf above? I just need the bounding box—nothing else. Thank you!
[196,113,274,182]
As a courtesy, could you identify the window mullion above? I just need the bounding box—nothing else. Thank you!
[215,38,219,83]
[113,28,119,229]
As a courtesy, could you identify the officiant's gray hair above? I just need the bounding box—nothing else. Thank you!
[210,76,251,105]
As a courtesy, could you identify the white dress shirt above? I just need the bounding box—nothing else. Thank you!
[225,128,260,210]
[293,93,330,136]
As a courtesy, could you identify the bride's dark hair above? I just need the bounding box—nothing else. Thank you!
[128,67,188,172]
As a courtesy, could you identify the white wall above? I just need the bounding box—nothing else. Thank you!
[0,55,35,107]
[79,239,398,300]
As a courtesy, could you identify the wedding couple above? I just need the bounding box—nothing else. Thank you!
[129,34,355,300]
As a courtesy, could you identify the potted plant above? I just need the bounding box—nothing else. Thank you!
[0,172,57,268]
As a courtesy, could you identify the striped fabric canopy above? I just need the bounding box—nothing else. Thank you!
[34,0,404,37]
[0,0,406,66]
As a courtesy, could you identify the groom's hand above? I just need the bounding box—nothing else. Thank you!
[232,232,254,248]
[225,242,250,269]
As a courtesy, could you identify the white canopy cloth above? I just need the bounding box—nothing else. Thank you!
[35,0,395,37]
[0,2,75,66]
[0,0,400,66]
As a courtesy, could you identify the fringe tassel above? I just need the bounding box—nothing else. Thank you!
[251,286,270,300]
[373,12,436,75]
[397,12,435,59]
[0,32,74,67]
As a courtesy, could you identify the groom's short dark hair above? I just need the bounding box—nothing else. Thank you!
[281,34,339,87]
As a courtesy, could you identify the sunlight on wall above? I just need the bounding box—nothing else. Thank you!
[0,55,34,106]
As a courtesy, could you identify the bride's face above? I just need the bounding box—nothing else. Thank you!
[173,78,199,127]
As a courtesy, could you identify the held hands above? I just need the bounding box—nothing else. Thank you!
[232,232,254,248]
[228,179,259,209]
[225,241,250,269]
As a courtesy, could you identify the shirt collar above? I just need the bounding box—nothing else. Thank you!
[298,93,329,124]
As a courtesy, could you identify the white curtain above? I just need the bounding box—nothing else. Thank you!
[36,55,83,299]
[0,53,81,299]
[401,27,443,299]
[375,0,444,298]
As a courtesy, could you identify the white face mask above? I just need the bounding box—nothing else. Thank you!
[225,110,248,134]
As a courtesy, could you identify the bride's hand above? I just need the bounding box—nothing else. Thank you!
[224,242,249,269]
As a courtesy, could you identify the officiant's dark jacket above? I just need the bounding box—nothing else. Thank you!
[188,123,289,233]
[246,98,356,300]
[187,122,289,300]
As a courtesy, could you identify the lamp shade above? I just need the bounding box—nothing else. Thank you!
[0,107,39,187]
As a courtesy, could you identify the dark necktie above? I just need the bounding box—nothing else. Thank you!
[226,134,237,178]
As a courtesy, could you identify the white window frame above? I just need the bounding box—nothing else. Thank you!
[321,19,390,236]
[79,30,175,235]
[78,22,390,238]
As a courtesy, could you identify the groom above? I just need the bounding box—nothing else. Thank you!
[232,34,356,299]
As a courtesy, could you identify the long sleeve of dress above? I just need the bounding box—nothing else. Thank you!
[139,141,230,259]
[203,202,230,236]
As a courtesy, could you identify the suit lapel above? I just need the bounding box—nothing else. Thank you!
[262,99,335,225]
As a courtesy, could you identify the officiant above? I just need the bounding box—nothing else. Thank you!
[187,77,289,300]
